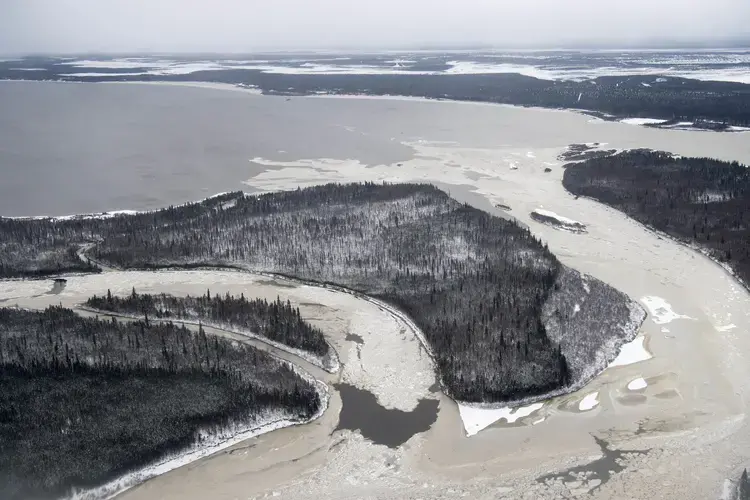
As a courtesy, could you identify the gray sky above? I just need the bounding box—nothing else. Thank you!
[2,0,750,54]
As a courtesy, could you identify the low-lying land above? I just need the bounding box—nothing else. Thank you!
[558,143,618,163]
[85,289,338,371]
[0,183,643,403]
[0,306,320,500]
[563,150,750,286]
[3,58,750,127]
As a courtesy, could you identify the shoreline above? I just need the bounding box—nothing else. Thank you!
[4,176,649,416]
[81,249,647,415]
[66,379,330,500]
[3,79,748,134]
[568,191,750,296]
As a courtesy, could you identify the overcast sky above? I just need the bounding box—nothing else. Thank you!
[2,0,750,54]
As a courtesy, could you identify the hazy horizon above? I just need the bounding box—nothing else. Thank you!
[2,0,750,56]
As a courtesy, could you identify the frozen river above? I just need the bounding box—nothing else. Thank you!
[2,81,750,499]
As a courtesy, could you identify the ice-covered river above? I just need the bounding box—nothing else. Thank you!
[2,81,750,499]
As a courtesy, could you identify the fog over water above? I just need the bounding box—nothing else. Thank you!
[2,0,750,53]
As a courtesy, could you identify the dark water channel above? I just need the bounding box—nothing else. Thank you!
[536,436,649,490]
[334,383,439,448]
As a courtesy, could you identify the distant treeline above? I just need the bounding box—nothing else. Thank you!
[3,58,750,126]
[563,150,750,285]
[86,289,330,358]
[0,183,639,403]
[0,306,319,500]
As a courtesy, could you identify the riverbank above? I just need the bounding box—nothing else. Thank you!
[3,82,750,499]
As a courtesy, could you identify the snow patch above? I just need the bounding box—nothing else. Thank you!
[531,208,587,233]
[716,324,737,332]
[608,336,652,367]
[457,402,544,436]
[620,118,666,126]
[578,392,599,411]
[532,209,582,226]
[627,377,648,391]
[641,296,694,324]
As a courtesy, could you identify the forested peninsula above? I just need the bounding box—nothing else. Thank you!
[0,183,644,404]
[563,150,750,286]
[2,58,749,127]
[0,306,320,500]
[85,289,338,371]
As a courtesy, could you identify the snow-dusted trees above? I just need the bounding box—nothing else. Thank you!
[86,290,330,357]
[0,183,638,402]
[0,306,320,499]
[564,150,750,284]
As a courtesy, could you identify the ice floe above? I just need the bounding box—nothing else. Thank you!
[458,402,544,437]
[578,392,599,411]
[716,324,737,332]
[627,378,648,391]
[641,296,694,324]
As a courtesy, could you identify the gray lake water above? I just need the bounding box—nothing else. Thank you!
[334,383,440,448]
[1,81,749,217]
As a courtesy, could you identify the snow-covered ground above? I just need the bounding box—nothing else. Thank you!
[530,208,587,233]
[627,377,648,391]
[457,402,544,436]
[608,336,652,367]
[620,118,666,126]
[578,392,600,411]
[50,51,750,84]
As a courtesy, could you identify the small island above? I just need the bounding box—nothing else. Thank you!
[531,208,588,233]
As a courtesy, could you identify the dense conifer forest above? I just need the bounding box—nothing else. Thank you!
[0,183,641,402]
[563,150,750,285]
[86,289,331,360]
[0,306,319,500]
